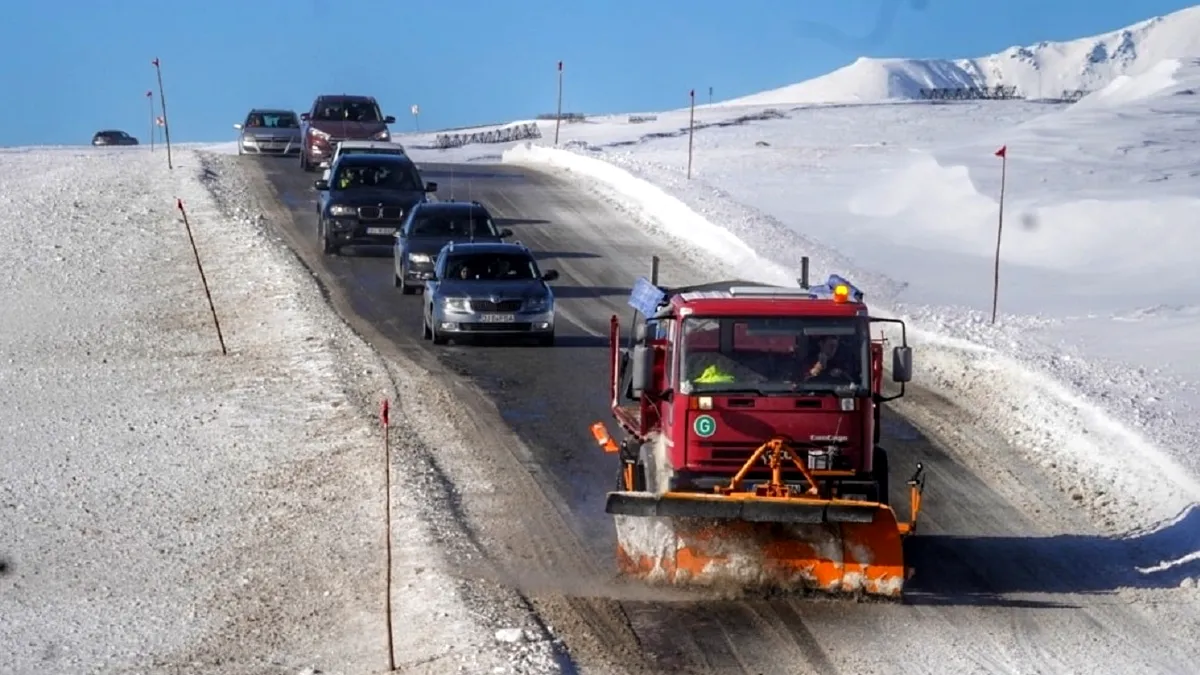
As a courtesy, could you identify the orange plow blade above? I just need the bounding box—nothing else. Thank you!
[607,492,908,598]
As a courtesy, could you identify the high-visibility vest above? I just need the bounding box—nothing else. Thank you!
[695,364,734,383]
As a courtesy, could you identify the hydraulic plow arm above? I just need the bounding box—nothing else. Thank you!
[897,462,925,536]
[714,436,820,498]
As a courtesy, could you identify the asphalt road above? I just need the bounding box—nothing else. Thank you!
[240,155,1197,675]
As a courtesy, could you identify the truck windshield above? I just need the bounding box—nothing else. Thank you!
[678,316,869,394]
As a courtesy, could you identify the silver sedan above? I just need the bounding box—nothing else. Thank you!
[234,108,302,155]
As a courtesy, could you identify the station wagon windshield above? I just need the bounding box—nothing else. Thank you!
[332,163,421,190]
[678,316,869,394]
[445,253,537,280]
[409,214,497,238]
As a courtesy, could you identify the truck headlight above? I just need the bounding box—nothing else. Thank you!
[408,252,431,263]
[443,298,468,311]
[329,204,356,216]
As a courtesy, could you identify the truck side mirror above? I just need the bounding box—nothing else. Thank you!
[891,346,912,383]
[630,344,654,397]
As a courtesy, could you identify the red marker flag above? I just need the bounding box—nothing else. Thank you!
[146,90,152,98]
[176,198,184,211]
[995,145,1007,158]
[557,60,562,71]
[380,399,390,427]
[151,58,159,67]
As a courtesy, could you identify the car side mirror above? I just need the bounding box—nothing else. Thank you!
[424,181,438,192]
[891,345,912,383]
[541,269,559,281]
[233,123,243,130]
[384,115,396,124]
[300,113,311,121]
[630,344,654,397]
[314,179,329,191]
[499,228,513,238]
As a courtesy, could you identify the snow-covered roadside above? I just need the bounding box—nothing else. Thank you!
[0,146,558,674]
[498,142,1200,546]
[195,150,568,674]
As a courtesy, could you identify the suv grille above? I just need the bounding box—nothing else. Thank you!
[358,206,404,220]
[470,299,523,312]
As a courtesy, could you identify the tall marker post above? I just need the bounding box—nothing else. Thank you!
[991,144,1008,325]
[380,398,395,672]
[146,90,155,152]
[151,57,173,169]
[687,89,696,179]
[554,60,564,146]
[708,86,713,104]
[410,104,420,131]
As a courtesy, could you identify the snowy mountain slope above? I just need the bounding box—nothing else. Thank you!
[724,4,1200,105]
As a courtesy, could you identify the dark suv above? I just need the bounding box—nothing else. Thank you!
[299,95,395,171]
[314,153,437,254]
[392,201,514,294]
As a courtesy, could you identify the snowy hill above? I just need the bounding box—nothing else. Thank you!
[724,5,1200,106]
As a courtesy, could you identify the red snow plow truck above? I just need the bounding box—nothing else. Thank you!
[589,257,926,599]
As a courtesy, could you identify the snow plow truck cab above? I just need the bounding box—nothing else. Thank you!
[590,257,926,599]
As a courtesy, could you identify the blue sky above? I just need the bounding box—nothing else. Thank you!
[1,0,1196,146]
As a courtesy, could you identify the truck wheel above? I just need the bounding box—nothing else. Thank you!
[873,446,890,506]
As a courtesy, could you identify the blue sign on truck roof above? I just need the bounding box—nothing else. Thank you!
[628,276,666,317]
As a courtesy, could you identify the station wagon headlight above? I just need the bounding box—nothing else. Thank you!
[408,252,431,263]
[443,297,468,311]
[329,204,356,216]
[525,296,551,312]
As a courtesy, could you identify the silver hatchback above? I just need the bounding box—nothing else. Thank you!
[234,108,302,155]
[422,241,558,346]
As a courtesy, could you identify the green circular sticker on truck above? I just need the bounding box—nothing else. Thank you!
[693,414,717,437]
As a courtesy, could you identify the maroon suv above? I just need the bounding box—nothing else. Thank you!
[299,94,396,172]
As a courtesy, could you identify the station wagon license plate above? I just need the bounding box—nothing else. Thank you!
[479,313,516,323]
[366,227,395,236]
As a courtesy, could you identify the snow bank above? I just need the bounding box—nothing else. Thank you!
[725,5,1200,105]
[501,142,1200,536]
[1076,58,1184,107]
[0,147,560,673]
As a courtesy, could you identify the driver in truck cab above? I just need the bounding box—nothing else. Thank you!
[802,335,853,380]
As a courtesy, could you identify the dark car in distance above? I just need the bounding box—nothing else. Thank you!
[92,130,139,146]
[299,94,396,172]
[392,201,513,294]
[314,153,437,254]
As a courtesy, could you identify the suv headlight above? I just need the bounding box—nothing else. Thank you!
[309,128,330,140]
[525,297,552,312]
[329,204,356,216]
[442,297,468,311]
[408,252,431,263]
[373,129,390,140]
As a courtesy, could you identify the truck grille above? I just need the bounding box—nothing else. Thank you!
[357,206,404,220]
[470,299,523,312]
